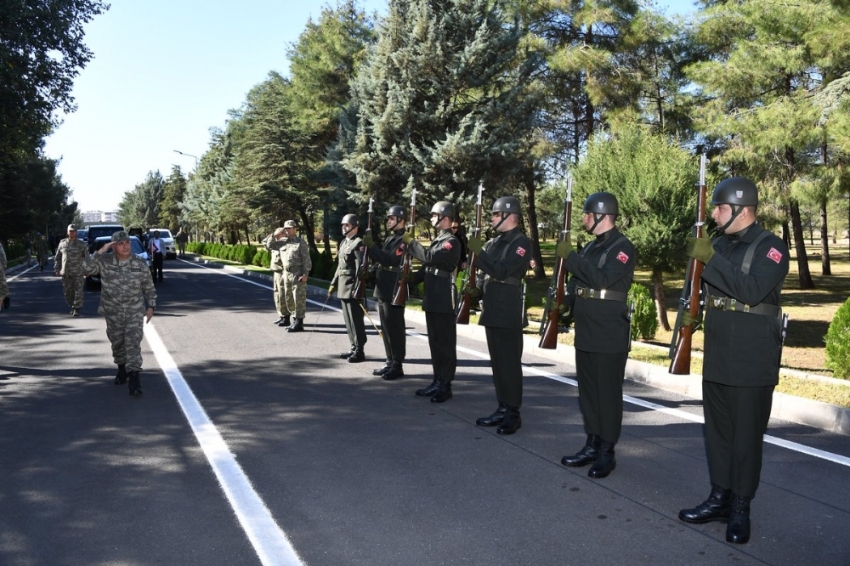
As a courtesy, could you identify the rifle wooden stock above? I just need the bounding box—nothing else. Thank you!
[538,180,572,350]
[456,184,484,325]
[353,198,374,300]
[391,191,416,306]
[669,156,708,375]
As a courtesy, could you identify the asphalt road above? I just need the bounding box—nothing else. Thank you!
[1,259,848,566]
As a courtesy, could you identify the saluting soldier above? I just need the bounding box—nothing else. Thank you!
[263,228,289,327]
[678,178,789,544]
[279,220,312,332]
[84,231,157,397]
[402,201,461,403]
[556,192,636,479]
[363,205,408,380]
[466,196,531,435]
[328,214,367,362]
[54,224,88,317]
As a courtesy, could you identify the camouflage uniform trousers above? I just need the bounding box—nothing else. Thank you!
[273,271,288,317]
[62,272,85,309]
[282,272,307,319]
[105,310,145,372]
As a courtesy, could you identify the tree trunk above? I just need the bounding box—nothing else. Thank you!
[523,167,546,279]
[652,265,672,331]
[789,198,815,289]
[820,198,831,275]
[781,219,791,249]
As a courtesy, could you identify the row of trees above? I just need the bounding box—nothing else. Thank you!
[120,0,849,328]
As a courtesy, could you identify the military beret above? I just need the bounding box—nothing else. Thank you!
[111,230,130,243]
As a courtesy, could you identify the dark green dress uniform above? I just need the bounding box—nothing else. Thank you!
[407,229,461,395]
[476,227,531,415]
[330,235,367,357]
[566,227,636,447]
[700,223,789,499]
[368,229,407,376]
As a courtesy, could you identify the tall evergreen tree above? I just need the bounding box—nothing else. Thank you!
[159,165,188,231]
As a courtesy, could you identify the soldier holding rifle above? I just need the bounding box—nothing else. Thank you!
[678,178,789,545]
[328,214,368,363]
[363,205,408,381]
[402,201,461,403]
[556,192,636,479]
[466,195,531,435]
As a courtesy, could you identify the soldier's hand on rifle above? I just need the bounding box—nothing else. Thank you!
[327,284,336,297]
[558,303,571,317]
[687,233,715,264]
[402,231,414,245]
[555,234,573,259]
[467,236,483,254]
[682,310,702,329]
[363,234,374,248]
[468,287,482,299]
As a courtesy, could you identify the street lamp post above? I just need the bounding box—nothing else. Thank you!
[173,149,199,167]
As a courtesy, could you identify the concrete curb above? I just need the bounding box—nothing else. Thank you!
[190,255,850,435]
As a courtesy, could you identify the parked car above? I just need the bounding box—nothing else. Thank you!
[146,228,177,259]
[76,228,89,244]
[85,224,125,254]
[85,236,151,289]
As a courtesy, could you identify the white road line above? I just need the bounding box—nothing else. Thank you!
[144,322,304,566]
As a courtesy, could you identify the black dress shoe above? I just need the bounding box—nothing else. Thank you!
[496,410,521,435]
[476,404,507,426]
[679,485,732,524]
[348,350,365,363]
[725,495,751,544]
[339,350,355,359]
[372,365,391,376]
[588,443,616,478]
[560,435,600,467]
[415,380,440,397]
[382,366,404,381]
[430,384,452,403]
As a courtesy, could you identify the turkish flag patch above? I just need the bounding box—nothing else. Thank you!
[442,242,452,250]
[516,247,526,257]
[616,251,629,264]
[395,244,405,256]
[767,247,783,264]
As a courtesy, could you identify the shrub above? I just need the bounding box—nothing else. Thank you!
[627,283,658,340]
[825,297,850,379]
[310,248,334,280]
[253,248,270,268]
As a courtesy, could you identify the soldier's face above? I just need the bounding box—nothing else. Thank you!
[342,223,356,236]
[283,227,295,237]
[68,230,77,241]
[114,240,131,260]
[711,204,732,227]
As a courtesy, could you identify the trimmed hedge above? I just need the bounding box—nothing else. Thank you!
[187,242,257,266]
[825,296,850,379]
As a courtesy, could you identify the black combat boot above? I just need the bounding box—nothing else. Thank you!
[588,442,616,478]
[372,361,392,376]
[430,383,452,403]
[2,296,9,309]
[114,364,127,385]
[348,350,366,363]
[382,364,404,381]
[561,435,600,467]
[678,485,732,524]
[415,379,440,397]
[278,315,291,327]
[726,494,752,544]
[273,316,285,325]
[128,371,143,397]
[496,407,522,435]
[339,346,357,359]
[287,318,304,332]
[476,403,508,427]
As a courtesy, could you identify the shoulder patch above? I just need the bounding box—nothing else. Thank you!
[516,246,526,257]
[616,251,629,264]
[442,241,453,251]
[767,247,783,264]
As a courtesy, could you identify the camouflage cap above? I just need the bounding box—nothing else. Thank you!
[67,224,78,232]
[283,220,297,228]
[111,230,131,243]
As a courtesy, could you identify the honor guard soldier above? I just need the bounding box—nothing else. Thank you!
[403,201,461,402]
[263,228,289,327]
[556,191,636,478]
[363,205,408,380]
[466,195,531,435]
[280,220,312,332]
[678,178,789,544]
[55,224,88,316]
[329,214,367,362]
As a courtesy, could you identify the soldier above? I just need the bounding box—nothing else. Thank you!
[363,205,407,380]
[556,192,636,479]
[0,241,9,311]
[328,214,367,362]
[279,220,312,332]
[466,196,531,434]
[175,227,189,258]
[402,201,461,403]
[678,178,789,544]
[263,228,289,327]
[54,224,88,317]
[34,232,49,271]
[84,231,157,397]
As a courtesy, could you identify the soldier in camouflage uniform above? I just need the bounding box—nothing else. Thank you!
[54,224,88,316]
[280,220,312,332]
[34,233,49,271]
[0,241,9,311]
[263,228,289,327]
[84,231,157,396]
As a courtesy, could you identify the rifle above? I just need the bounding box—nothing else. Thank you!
[456,182,484,324]
[391,188,417,306]
[538,176,573,349]
[353,196,373,300]
[669,154,708,375]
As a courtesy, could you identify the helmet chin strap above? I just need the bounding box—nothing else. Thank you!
[343,225,356,238]
[588,213,606,234]
[387,217,399,231]
[718,205,743,233]
[493,212,509,232]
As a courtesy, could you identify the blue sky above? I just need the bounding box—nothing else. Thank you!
[43,0,698,213]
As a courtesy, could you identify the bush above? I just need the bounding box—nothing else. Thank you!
[253,248,270,268]
[825,297,850,379]
[628,283,658,340]
[310,248,335,280]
